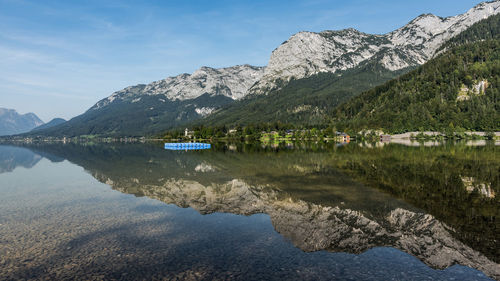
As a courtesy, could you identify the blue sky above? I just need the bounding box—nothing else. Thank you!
[0,0,486,121]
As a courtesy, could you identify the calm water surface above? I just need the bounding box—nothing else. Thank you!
[0,142,498,280]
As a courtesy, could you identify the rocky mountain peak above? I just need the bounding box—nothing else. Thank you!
[91,1,500,110]
[250,1,500,94]
[93,64,265,110]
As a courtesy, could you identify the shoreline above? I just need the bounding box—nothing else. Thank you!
[0,131,499,144]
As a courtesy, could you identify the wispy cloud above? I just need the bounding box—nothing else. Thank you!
[0,46,57,64]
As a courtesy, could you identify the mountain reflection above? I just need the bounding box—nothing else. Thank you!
[10,142,500,279]
[0,145,42,173]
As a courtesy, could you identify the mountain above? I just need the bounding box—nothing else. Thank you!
[97,65,264,105]
[333,14,500,133]
[250,1,500,94]
[199,59,410,127]
[0,108,44,136]
[196,6,500,128]
[30,118,66,132]
[34,65,264,136]
[29,1,500,137]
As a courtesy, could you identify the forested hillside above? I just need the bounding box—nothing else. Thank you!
[196,61,411,127]
[333,15,500,133]
[30,94,234,137]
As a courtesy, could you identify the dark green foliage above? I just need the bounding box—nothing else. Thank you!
[163,122,300,140]
[334,40,500,133]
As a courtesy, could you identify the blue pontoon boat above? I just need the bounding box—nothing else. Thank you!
[164,143,211,150]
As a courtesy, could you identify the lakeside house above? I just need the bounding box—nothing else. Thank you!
[336,132,350,143]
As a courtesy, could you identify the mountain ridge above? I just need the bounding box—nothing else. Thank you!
[249,0,500,94]
[93,64,265,110]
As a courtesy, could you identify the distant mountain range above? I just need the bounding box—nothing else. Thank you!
[34,65,264,136]
[0,108,44,136]
[30,118,66,132]
[21,1,500,137]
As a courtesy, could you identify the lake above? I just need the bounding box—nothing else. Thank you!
[0,142,498,280]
